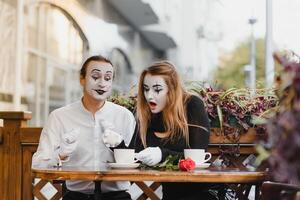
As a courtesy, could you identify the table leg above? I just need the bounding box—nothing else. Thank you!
[217,184,226,200]
[236,184,250,200]
[244,184,252,197]
[135,182,160,200]
[136,182,161,200]
[255,183,261,200]
[94,181,102,200]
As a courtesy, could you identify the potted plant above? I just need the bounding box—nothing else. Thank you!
[109,93,137,113]
[109,82,278,143]
[186,81,278,142]
[258,52,300,185]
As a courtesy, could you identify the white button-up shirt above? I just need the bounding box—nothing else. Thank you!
[32,100,136,193]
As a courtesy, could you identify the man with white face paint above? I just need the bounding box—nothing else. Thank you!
[83,60,113,102]
[32,55,136,200]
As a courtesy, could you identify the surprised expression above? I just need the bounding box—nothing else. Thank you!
[143,74,168,113]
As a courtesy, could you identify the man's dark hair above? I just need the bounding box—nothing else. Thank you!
[80,55,113,78]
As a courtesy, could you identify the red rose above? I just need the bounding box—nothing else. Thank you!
[179,158,195,171]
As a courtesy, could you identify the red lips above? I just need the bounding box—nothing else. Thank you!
[149,102,157,110]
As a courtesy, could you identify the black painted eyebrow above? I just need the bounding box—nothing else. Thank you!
[153,84,163,88]
[143,84,149,89]
[91,69,113,74]
[91,69,101,73]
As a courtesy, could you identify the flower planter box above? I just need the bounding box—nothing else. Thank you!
[208,128,266,157]
[210,127,265,144]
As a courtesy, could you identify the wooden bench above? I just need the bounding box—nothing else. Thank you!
[0,111,263,200]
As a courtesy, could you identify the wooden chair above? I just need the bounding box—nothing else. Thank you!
[261,181,300,200]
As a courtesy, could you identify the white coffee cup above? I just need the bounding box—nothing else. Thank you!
[114,149,137,164]
[184,149,212,164]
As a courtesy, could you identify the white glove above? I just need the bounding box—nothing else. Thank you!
[100,119,123,147]
[58,129,79,158]
[102,129,123,147]
[136,147,162,166]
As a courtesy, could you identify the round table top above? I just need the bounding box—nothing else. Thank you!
[32,164,268,183]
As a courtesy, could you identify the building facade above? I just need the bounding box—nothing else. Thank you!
[0,0,221,126]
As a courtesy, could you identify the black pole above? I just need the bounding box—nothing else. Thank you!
[94,181,102,200]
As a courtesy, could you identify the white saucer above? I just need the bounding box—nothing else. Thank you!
[195,163,211,169]
[107,163,140,169]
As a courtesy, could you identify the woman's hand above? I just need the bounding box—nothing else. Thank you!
[136,147,162,166]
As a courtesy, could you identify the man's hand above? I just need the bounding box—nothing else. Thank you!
[100,119,123,147]
[58,129,79,159]
[102,129,123,147]
[136,147,162,166]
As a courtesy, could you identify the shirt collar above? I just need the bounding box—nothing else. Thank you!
[79,97,108,115]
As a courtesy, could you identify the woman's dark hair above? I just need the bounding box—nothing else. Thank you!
[80,55,113,78]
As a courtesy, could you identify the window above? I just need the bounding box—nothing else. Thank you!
[109,48,135,92]
[25,3,88,125]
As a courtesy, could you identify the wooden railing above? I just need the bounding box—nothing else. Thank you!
[0,111,262,200]
[0,112,33,200]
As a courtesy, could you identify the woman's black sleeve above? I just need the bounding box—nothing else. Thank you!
[160,148,184,161]
[128,124,144,152]
[187,95,210,150]
[112,124,144,152]
[160,96,211,160]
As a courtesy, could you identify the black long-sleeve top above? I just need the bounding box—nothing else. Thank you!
[130,95,210,158]
[129,95,212,200]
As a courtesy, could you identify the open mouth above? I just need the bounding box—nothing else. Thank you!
[94,89,106,95]
[148,101,157,110]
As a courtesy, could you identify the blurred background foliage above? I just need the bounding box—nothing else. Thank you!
[215,38,282,89]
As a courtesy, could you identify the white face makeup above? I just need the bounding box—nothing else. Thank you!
[83,61,113,101]
[143,74,169,113]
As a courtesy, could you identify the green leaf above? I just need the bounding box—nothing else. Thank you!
[141,155,180,171]
[217,105,223,132]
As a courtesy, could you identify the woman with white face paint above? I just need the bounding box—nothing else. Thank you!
[32,55,135,200]
[131,61,217,200]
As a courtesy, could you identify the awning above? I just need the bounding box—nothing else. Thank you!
[108,0,158,27]
[107,0,177,51]
[141,30,177,51]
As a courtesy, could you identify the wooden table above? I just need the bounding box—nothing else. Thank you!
[32,164,268,200]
